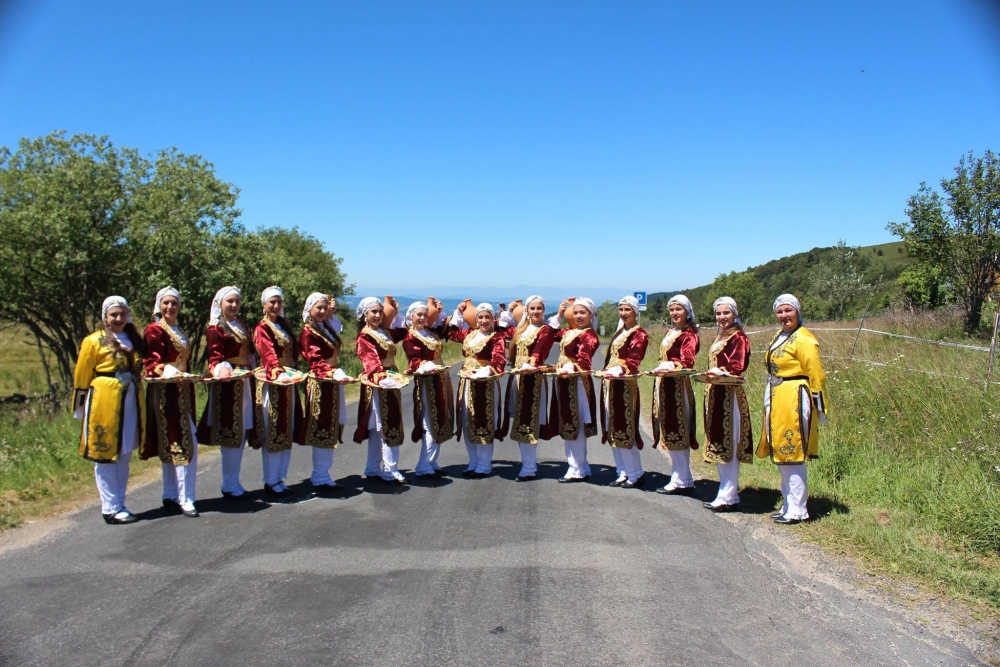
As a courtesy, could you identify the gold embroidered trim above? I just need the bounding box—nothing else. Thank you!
[512,325,542,367]
[159,322,190,371]
[511,374,544,444]
[462,331,495,369]
[409,327,442,353]
[658,328,684,362]
[708,327,739,368]
[609,325,640,365]
[304,377,341,448]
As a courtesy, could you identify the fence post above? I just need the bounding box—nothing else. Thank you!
[985,310,1000,391]
[849,300,870,361]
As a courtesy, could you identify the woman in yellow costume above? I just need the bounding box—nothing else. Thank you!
[73,296,147,524]
[756,293,827,524]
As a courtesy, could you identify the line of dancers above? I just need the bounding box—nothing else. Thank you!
[73,288,826,526]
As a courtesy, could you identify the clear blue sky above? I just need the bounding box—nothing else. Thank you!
[2,0,998,296]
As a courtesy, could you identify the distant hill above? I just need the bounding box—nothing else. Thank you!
[646,241,913,321]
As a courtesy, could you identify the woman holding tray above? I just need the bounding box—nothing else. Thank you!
[502,295,557,481]
[548,297,599,483]
[140,286,199,517]
[601,295,649,489]
[701,297,753,512]
[253,286,302,500]
[447,302,512,478]
[353,296,409,484]
[400,299,453,479]
[73,296,146,524]
[756,294,828,525]
[652,294,701,495]
[196,286,256,501]
[297,292,350,492]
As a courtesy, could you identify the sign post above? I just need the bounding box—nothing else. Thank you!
[634,291,647,312]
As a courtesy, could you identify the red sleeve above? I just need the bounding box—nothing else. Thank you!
[622,329,649,374]
[719,331,750,375]
[678,330,699,369]
[446,325,471,344]
[402,335,424,373]
[355,335,385,380]
[531,326,556,365]
[205,326,227,372]
[143,324,169,376]
[389,327,408,344]
[300,329,334,376]
[575,331,599,371]
[497,325,516,341]
[490,336,507,375]
[254,322,282,373]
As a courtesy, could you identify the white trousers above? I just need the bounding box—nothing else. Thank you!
[311,447,335,485]
[712,459,740,505]
[518,443,538,476]
[261,447,291,487]
[365,429,401,480]
[161,417,198,504]
[667,448,693,488]
[779,464,809,520]
[220,438,247,494]
[414,385,441,475]
[563,433,590,479]
[611,446,643,483]
[94,381,138,515]
[460,389,494,474]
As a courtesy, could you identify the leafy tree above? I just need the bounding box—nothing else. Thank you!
[703,270,767,326]
[807,240,878,320]
[888,150,1000,333]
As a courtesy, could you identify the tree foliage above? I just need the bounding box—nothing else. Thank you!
[807,240,878,320]
[888,150,1000,333]
[0,131,353,388]
[703,270,767,326]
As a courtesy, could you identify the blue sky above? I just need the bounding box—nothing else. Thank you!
[1,0,998,298]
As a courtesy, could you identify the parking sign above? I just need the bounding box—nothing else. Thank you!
[634,291,647,312]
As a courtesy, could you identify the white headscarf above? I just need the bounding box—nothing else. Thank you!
[152,286,180,321]
[210,286,240,326]
[102,296,131,322]
[302,292,328,323]
[617,295,640,331]
[667,294,696,328]
[519,295,545,324]
[261,286,284,317]
[405,301,428,327]
[712,296,741,327]
[475,302,495,316]
[570,297,598,331]
[773,293,803,325]
[356,296,381,320]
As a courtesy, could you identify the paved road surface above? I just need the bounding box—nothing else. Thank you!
[0,355,981,666]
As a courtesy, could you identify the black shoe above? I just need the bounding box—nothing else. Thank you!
[769,511,785,520]
[461,469,476,478]
[415,472,441,479]
[104,511,137,525]
[558,477,583,484]
[656,485,693,495]
[622,475,645,489]
[470,471,489,479]
[162,498,181,513]
[774,516,802,525]
[609,477,627,488]
[102,513,114,525]
[181,505,200,518]
[704,502,739,513]
[222,490,252,502]
[515,474,536,482]
[265,484,295,501]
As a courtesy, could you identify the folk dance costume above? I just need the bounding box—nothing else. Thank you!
[196,286,256,500]
[502,295,557,481]
[140,287,199,516]
[601,296,650,488]
[651,294,700,494]
[702,297,753,510]
[352,297,409,483]
[400,301,454,477]
[254,286,303,498]
[548,297,599,481]
[73,296,146,524]
[756,294,827,523]
[297,293,348,489]
[447,303,511,477]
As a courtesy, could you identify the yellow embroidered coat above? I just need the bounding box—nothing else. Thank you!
[73,331,146,463]
[756,326,827,464]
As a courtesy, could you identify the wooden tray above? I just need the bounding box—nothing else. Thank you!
[360,372,412,389]
[308,372,359,384]
[544,370,593,378]
[404,364,453,376]
[643,368,699,378]
[593,371,640,380]
[458,369,506,380]
[693,373,746,385]
[143,372,202,384]
[254,367,309,385]
[508,365,557,375]
[201,368,252,384]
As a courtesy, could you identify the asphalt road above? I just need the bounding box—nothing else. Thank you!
[0,352,982,666]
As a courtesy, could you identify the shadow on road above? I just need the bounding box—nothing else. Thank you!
[171,496,273,517]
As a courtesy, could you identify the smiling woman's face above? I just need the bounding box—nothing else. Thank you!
[105,306,128,333]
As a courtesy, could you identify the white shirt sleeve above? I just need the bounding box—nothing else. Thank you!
[547,314,562,329]
[451,309,468,329]
[498,311,516,328]
[328,315,343,334]
[389,311,406,329]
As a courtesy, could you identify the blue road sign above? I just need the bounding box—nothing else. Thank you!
[634,291,647,311]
